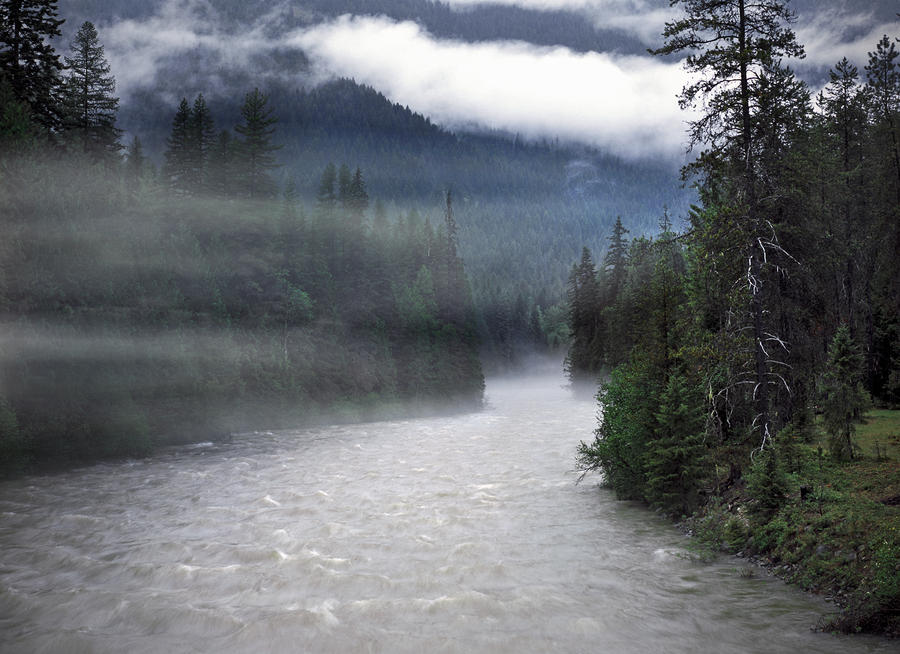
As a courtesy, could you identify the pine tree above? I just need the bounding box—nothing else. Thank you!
[61,21,120,161]
[821,325,870,461]
[346,166,369,223]
[0,73,36,148]
[163,98,192,193]
[0,0,64,129]
[645,373,708,515]
[316,162,337,208]
[337,163,352,207]
[820,58,867,176]
[435,189,467,325]
[865,35,900,203]
[603,216,629,302]
[190,93,216,191]
[652,0,805,450]
[565,246,602,380]
[234,87,280,198]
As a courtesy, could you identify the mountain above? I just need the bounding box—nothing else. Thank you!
[53,0,702,363]
[121,76,693,364]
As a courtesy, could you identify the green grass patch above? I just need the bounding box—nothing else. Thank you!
[854,409,900,461]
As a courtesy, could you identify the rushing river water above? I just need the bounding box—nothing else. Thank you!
[0,374,893,653]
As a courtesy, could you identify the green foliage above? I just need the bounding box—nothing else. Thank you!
[871,527,900,602]
[745,446,789,522]
[646,374,708,515]
[565,247,602,380]
[0,0,65,129]
[723,515,749,551]
[577,355,658,500]
[821,326,871,461]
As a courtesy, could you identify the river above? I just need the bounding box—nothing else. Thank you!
[0,374,892,653]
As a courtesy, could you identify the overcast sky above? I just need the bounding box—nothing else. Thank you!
[96,0,900,161]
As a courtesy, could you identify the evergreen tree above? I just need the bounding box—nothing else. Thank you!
[316,162,337,208]
[234,87,280,198]
[820,58,867,176]
[603,216,629,302]
[864,34,900,203]
[346,166,369,223]
[0,0,64,129]
[163,98,192,193]
[337,162,352,206]
[190,93,216,191]
[435,189,467,324]
[646,374,708,515]
[61,21,120,161]
[0,73,35,148]
[565,246,601,380]
[652,0,805,450]
[821,325,869,461]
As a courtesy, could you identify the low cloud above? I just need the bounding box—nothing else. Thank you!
[794,8,900,72]
[99,0,295,104]
[292,15,691,159]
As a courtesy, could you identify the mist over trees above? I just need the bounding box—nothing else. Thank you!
[0,4,484,472]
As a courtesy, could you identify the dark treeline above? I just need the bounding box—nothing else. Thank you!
[0,1,483,473]
[572,0,899,633]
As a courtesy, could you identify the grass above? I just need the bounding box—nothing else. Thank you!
[853,409,900,462]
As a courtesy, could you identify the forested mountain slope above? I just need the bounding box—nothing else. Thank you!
[159,79,692,362]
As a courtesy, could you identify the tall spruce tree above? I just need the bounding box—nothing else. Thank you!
[61,21,120,161]
[865,35,900,203]
[565,246,602,380]
[316,162,337,208]
[163,98,192,193]
[346,166,368,223]
[646,374,708,515]
[652,0,805,451]
[234,87,280,198]
[0,0,64,130]
[337,163,352,207]
[821,325,869,461]
[603,216,629,303]
[190,93,216,191]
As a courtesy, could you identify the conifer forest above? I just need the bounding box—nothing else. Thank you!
[1,0,899,641]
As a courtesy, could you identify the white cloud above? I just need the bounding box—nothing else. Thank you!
[794,8,900,71]
[99,0,287,102]
[291,15,691,159]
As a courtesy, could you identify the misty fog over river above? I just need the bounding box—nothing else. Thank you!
[0,374,891,653]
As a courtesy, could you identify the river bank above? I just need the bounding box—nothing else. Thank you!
[682,409,900,636]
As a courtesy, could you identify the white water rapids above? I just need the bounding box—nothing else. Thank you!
[0,374,892,653]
